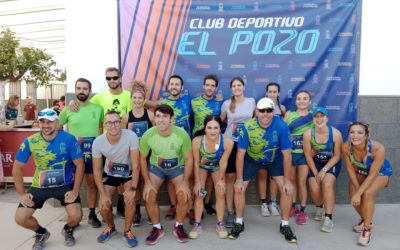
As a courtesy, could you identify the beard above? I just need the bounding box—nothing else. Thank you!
[108,82,121,90]
[77,94,89,102]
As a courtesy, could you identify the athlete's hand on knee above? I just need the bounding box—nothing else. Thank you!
[283,180,294,196]
[351,194,361,207]
[216,179,226,194]
[123,189,136,205]
[143,183,157,202]
[19,193,34,207]
[316,171,325,184]
[64,190,78,203]
[99,195,112,211]
[177,182,191,202]
[234,180,244,194]
[193,181,202,197]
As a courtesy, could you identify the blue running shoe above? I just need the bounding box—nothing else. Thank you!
[97,226,116,243]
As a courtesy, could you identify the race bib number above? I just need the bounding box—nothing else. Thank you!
[232,122,244,141]
[176,119,191,135]
[110,163,130,178]
[203,158,219,168]
[157,157,178,169]
[292,135,303,150]
[314,151,332,162]
[356,168,368,176]
[39,169,65,187]
[78,137,95,166]
[128,121,148,138]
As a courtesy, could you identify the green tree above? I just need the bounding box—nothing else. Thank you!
[0,28,54,122]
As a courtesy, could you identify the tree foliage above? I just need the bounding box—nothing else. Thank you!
[0,27,54,86]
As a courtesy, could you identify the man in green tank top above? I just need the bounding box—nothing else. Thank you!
[59,78,104,228]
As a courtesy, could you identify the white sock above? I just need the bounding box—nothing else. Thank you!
[153,223,162,229]
[175,221,183,227]
[236,217,243,224]
[281,220,289,226]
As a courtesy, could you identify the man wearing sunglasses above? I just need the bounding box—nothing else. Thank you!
[92,110,140,247]
[229,97,297,244]
[13,108,85,249]
[59,78,104,229]
[69,67,132,217]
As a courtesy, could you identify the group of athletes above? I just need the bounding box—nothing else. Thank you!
[12,67,392,249]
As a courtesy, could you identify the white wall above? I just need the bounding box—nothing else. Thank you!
[65,0,118,93]
[66,0,400,95]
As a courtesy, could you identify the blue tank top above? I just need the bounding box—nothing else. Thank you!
[349,140,392,176]
[311,125,334,163]
[199,134,225,169]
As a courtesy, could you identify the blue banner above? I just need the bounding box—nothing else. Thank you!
[119,0,361,136]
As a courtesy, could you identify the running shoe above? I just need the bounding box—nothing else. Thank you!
[145,227,165,245]
[358,227,372,246]
[353,220,374,233]
[123,230,138,248]
[228,222,245,240]
[314,206,324,221]
[280,224,297,243]
[62,227,75,246]
[32,229,50,250]
[97,226,116,243]
[268,202,280,216]
[189,223,203,239]
[289,206,299,218]
[165,206,176,221]
[216,222,228,239]
[132,213,141,227]
[296,211,308,225]
[225,211,235,228]
[260,203,271,217]
[204,203,216,215]
[320,217,334,233]
[173,225,189,243]
[88,213,102,228]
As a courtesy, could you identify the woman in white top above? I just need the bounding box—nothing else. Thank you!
[220,77,255,227]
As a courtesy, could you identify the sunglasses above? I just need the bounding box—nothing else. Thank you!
[105,76,119,81]
[38,110,56,116]
[105,120,121,127]
[258,108,274,113]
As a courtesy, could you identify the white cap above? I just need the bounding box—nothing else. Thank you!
[38,108,58,121]
[257,97,275,109]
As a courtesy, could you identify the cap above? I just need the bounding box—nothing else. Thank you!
[312,106,328,117]
[38,108,58,121]
[257,97,275,109]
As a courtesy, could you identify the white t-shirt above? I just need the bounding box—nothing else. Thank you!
[92,129,139,177]
[221,97,256,141]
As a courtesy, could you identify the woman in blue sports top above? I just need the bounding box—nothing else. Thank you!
[303,107,342,233]
[341,121,392,247]
[190,115,233,240]
[284,90,313,224]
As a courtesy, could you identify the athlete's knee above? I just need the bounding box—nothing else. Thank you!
[69,204,83,221]
[362,188,375,201]
[147,191,157,205]
[15,209,30,226]
[176,190,186,203]
[215,188,225,200]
